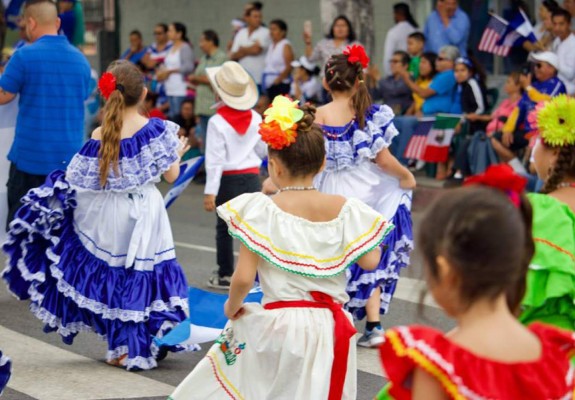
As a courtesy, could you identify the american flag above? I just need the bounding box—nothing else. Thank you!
[478,15,511,56]
[403,119,435,160]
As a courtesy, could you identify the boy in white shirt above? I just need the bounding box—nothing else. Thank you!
[204,61,267,289]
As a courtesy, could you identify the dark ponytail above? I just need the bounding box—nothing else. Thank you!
[325,55,372,129]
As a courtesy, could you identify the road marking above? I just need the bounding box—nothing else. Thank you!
[0,325,175,400]
[174,241,437,308]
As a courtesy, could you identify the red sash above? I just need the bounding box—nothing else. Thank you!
[264,291,357,400]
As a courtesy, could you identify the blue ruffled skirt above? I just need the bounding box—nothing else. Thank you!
[0,350,11,395]
[2,171,195,370]
[316,161,414,320]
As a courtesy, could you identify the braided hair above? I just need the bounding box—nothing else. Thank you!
[324,54,372,129]
[541,144,575,193]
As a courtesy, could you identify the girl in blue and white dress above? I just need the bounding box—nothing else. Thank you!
[314,45,416,347]
[0,350,11,395]
[2,60,194,370]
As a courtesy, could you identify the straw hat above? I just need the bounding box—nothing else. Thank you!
[206,61,258,111]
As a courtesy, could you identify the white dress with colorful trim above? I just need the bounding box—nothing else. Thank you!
[315,104,413,319]
[2,118,196,370]
[169,192,393,400]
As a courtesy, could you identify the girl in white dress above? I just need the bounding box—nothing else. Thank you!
[170,96,393,399]
[2,60,194,370]
[314,45,416,347]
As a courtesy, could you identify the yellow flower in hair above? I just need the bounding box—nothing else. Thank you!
[263,95,304,131]
[535,95,575,147]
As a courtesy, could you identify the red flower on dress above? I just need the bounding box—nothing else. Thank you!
[259,120,298,150]
[464,164,528,207]
[98,72,117,100]
[343,44,370,69]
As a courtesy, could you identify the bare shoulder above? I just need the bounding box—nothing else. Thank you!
[314,105,329,124]
[91,126,102,140]
[321,193,347,212]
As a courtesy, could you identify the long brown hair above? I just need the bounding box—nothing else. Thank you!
[324,54,372,129]
[98,60,144,186]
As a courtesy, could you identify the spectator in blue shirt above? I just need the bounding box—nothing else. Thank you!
[0,0,91,229]
[424,0,470,57]
[121,30,147,69]
[400,45,460,115]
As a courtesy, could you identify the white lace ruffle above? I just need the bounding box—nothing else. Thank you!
[325,104,399,172]
[66,120,180,192]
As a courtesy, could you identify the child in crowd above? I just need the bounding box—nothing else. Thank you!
[406,32,425,80]
[446,56,488,185]
[315,45,416,347]
[466,71,524,137]
[290,55,322,104]
[520,95,575,330]
[378,169,575,399]
[203,61,267,289]
[170,96,390,400]
[2,60,193,370]
[405,52,437,116]
[143,91,167,120]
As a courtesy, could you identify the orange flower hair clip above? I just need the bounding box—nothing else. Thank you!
[259,96,304,150]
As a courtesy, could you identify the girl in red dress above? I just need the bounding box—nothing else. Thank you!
[378,166,575,400]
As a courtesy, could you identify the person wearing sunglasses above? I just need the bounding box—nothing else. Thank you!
[141,23,173,71]
[491,51,566,174]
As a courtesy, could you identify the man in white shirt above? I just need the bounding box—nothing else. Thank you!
[383,3,418,76]
[552,8,575,94]
[230,7,270,87]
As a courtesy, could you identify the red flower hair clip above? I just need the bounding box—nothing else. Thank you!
[464,165,527,208]
[343,44,369,69]
[98,72,117,100]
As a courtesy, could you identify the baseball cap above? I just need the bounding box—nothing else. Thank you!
[529,52,559,70]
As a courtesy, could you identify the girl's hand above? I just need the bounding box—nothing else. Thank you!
[399,172,417,190]
[224,300,245,320]
[177,136,191,158]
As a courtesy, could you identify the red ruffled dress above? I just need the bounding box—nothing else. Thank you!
[379,323,575,400]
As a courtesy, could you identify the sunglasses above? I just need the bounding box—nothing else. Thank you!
[153,31,165,35]
[390,59,402,64]
[437,56,448,61]
[534,63,545,69]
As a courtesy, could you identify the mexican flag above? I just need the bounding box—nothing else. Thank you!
[421,114,462,163]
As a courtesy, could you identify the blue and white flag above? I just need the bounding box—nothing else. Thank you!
[154,286,263,347]
[498,9,537,48]
[164,156,205,209]
[3,0,25,30]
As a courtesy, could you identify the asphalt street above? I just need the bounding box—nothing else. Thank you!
[0,180,454,400]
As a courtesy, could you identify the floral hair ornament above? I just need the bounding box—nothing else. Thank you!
[528,95,575,147]
[464,164,527,208]
[259,95,304,150]
[98,72,124,100]
[343,44,370,69]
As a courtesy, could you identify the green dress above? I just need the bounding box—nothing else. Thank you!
[520,193,575,330]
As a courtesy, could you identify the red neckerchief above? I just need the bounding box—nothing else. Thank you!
[217,105,253,135]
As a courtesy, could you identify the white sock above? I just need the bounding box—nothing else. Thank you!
[454,171,463,179]
[508,158,527,174]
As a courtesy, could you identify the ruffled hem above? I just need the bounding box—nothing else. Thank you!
[380,324,575,400]
[0,351,11,396]
[217,193,394,278]
[323,104,399,172]
[345,204,413,320]
[1,170,195,370]
[66,118,181,191]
